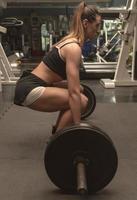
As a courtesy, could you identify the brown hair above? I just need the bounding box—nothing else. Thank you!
[55,1,100,47]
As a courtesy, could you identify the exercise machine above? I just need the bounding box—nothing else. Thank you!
[100,0,137,88]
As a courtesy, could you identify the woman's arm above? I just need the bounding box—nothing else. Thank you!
[64,43,82,124]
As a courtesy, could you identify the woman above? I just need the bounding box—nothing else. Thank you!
[14,1,101,133]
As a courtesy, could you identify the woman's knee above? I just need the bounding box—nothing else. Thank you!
[27,88,88,113]
[81,94,88,112]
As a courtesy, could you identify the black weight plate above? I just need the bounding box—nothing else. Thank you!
[81,84,96,119]
[44,123,118,194]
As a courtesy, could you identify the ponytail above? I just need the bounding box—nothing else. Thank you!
[70,1,87,45]
[54,1,99,47]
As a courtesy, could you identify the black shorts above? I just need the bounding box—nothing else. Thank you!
[14,70,51,106]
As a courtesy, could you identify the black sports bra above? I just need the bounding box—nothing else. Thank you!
[42,41,80,79]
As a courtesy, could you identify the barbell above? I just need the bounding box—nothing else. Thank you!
[81,84,96,119]
[44,122,118,195]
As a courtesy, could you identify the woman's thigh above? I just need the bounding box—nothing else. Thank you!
[28,87,69,112]
[28,87,88,112]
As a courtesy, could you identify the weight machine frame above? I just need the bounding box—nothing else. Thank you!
[100,0,137,88]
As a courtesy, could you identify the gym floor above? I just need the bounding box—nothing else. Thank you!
[0,80,137,200]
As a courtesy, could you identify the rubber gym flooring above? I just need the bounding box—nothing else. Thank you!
[0,81,137,200]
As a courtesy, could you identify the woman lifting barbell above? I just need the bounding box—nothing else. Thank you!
[14,1,101,133]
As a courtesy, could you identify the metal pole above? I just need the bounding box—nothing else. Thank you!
[76,161,88,195]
